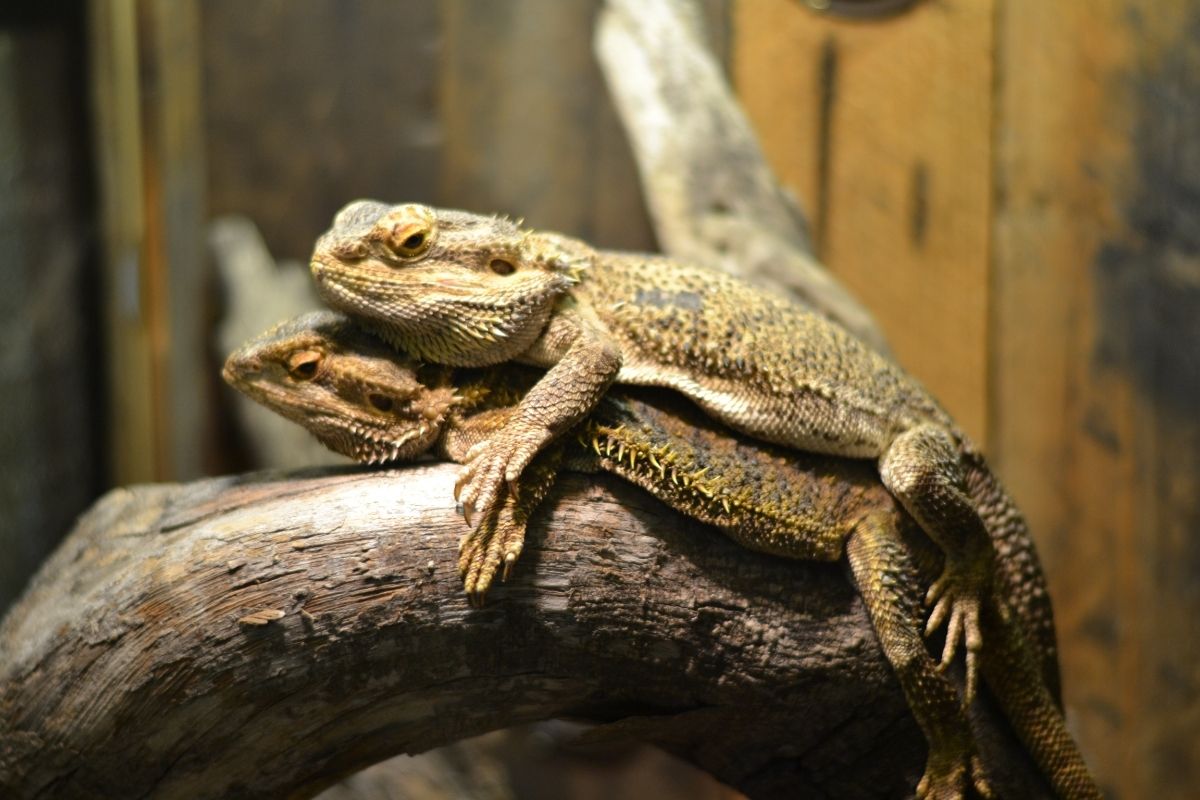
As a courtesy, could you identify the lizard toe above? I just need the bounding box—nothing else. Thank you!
[924,560,987,706]
[915,756,969,800]
[970,755,993,799]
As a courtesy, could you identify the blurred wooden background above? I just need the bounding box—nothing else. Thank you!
[2,1,1197,797]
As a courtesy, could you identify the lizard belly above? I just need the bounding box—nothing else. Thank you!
[617,364,890,459]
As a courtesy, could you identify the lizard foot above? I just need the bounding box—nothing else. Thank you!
[924,557,987,705]
[916,754,992,800]
[454,421,548,527]
[457,494,528,606]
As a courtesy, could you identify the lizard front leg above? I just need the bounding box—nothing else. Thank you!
[458,448,565,605]
[879,424,994,705]
[455,313,621,524]
[444,406,574,604]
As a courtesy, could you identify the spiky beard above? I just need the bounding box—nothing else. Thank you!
[310,414,435,465]
[363,294,554,366]
[316,269,574,367]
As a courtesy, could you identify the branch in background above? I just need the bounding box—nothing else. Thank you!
[595,0,892,354]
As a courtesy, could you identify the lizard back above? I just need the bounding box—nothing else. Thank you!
[577,252,953,457]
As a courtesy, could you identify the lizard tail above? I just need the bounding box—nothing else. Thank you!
[979,597,1102,798]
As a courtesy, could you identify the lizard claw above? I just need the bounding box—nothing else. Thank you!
[915,745,991,800]
[455,454,502,530]
[925,562,985,705]
[500,547,522,582]
[915,754,990,800]
[970,755,994,799]
[457,487,531,603]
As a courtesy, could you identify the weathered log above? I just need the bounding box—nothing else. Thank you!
[0,463,1047,799]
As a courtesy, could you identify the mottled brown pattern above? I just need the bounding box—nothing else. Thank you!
[307,203,1060,709]
[224,312,1099,799]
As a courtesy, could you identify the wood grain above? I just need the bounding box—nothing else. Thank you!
[89,0,208,483]
[89,0,159,483]
[732,0,994,444]
[141,0,208,481]
[0,17,98,612]
[993,2,1200,796]
[0,464,1050,799]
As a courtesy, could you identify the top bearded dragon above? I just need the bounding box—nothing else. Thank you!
[309,201,1059,704]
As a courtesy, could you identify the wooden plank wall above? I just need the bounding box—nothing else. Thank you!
[0,9,98,612]
[201,0,443,265]
[90,0,207,483]
[995,3,1200,795]
[438,0,656,251]
[736,1,993,443]
[90,0,158,483]
[734,1,1200,798]
[203,0,732,262]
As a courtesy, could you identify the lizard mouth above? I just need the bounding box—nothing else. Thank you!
[312,254,573,307]
[308,255,574,366]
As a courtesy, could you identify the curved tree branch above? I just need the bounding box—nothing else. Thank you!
[0,464,1046,799]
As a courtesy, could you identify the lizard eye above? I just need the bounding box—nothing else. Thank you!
[392,227,431,258]
[400,232,426,253]
[489,258,515,276]
[287,351,322,380]
[373,205,436,259]
[367,393,394,412]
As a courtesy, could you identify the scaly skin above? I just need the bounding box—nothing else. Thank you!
[308,202,1061,705]
[224,311,1099,800]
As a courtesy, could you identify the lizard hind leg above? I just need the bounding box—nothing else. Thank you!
[846,512,991,800]
[879,424,994,704]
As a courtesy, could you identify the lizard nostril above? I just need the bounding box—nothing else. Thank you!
[222,358,257,386]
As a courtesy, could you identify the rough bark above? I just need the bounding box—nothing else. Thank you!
[0,464,1047,799]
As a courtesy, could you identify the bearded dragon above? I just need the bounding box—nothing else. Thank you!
[222,310,1099,800]
[308,202,1059,706]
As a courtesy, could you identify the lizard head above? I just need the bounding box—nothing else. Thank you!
[222,310,458,464]
[309,201,593,366]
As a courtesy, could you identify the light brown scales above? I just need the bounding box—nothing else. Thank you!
[223,311,1099,800]
[578,250,948,453]
[309,201,1060,708]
